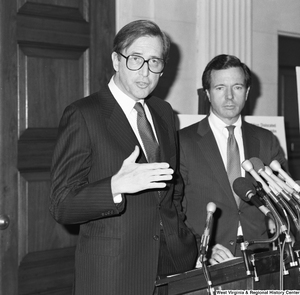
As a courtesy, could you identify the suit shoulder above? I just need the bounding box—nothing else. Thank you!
[243,120,274,136]
[147,96,174,120]
[64,87,113,117]
[72,90,108,109]
[179,120,203,135]
[149,95,172,109]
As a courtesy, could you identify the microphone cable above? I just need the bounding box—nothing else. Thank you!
[256,181,294,289]
[233,177,280,246]
[250,157,300,233]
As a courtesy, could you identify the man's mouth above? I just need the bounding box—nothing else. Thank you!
[136,81,149,88]
[224,104,235,109]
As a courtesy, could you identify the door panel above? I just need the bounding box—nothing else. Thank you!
[279,68,300,179]
[0,0,115,294]
[18,47,88,129]
[278,36,300,180]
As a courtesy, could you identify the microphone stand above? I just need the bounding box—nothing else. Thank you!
[199,255,214,295]
[255,183,296,271]
[199,236,214,295]
[271,189,300,233]
[198,202,216,295]
[237,235,253,276]
[241,202,284,285]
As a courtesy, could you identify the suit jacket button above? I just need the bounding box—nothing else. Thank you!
[153,235,159,241]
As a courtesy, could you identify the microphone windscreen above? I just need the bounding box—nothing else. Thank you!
[233,177,255,202]
[269,160,281,172]
[206,202,216,213]
[250,157,265,172]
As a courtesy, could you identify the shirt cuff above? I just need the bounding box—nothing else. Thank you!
[113,194,122,203]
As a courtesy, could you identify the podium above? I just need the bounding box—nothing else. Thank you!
[155,250,300,294]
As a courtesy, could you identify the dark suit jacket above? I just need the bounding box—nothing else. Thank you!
[179,116,288,257]
[49,86,197,295]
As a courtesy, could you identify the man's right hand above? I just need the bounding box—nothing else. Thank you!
[111,146,174,196]
[209,244,235,265]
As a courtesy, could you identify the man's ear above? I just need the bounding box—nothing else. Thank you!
[246,87,250,100]
[111,52,120,72]
[205,90,211,102]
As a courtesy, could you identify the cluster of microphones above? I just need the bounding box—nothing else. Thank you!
[237,157,300,234]
[199,157,300,290]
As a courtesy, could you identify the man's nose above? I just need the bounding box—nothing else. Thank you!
[139,61,150,76]
[226,87,233,99]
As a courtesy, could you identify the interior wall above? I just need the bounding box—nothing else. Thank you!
[252,0,300,116]
[115,0,199,114]
[115,0,300,116]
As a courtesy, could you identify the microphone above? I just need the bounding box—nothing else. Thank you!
[255,180,295,263]
[199,202,216,295]
[270,161,300,204]
[233,177,272,217]
[265,166,300,207]
[255,181,297,267]
[199,202,216,262]
[264,166,294,195]
[250,157,300,232]
[242,159,280,205]
[242,160,288,234]
[290,181,300,205]
[251,158,295,203]
[270,160,300,193]
[255,181,289,231]
[250,158,293,202]
[233,177,278,275]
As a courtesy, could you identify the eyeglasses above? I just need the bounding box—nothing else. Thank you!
[118,52,165,74]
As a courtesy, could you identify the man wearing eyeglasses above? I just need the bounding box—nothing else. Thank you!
[49,20,197,295]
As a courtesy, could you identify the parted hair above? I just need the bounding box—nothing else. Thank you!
[113,19,171,62]
[202,54,252,91]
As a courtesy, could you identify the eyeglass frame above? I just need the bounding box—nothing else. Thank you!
[117,52,165,74]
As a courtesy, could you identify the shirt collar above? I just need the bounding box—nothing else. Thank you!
[108,76,145,116]
[209,111,242,135]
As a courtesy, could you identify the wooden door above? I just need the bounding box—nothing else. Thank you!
[0,0,115,294]
[278,35,300,180]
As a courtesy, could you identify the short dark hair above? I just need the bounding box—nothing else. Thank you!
[113,20,171,62]
[202,54,252,91]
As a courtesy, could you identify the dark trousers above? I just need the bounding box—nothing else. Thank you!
[154,230,177,295]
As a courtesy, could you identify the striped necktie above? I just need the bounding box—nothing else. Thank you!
[134,102,160,163]
[226,125,241,206]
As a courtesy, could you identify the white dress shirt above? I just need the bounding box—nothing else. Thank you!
[208,111,245,236]
[208,111,245,177]
[108,76,159,203]
[108,76,159,159]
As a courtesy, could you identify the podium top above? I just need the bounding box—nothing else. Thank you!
[155,249,300,294]
[156,256,244,287]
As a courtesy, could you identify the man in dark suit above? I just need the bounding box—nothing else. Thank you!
[49,20,197,295]
[179,54,288,265]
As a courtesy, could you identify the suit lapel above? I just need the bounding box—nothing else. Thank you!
[99,87,147,163]
[242,121,260,160]
[197,117,238,207]
[100,89,171,201]
[147,100,171,201]
[147,104,170,163]
[242,121,260,185]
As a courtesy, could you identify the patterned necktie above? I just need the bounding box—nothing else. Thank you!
[226,125,241,206]
[134,102,160,163]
